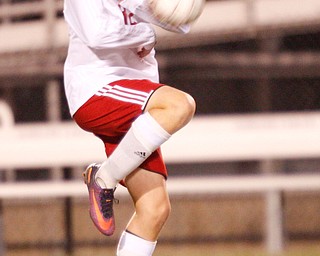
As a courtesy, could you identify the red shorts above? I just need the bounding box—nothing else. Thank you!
[73,79,168,179]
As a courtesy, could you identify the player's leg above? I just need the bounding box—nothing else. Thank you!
[75,79,195,236]
[145,85,196,134]
[96,85,196,189]
[117,168,170,256]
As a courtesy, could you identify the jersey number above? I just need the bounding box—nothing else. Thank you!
[119,5,137,25]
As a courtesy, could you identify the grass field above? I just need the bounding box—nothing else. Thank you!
[7,241,320,256]
[155,242,320,256]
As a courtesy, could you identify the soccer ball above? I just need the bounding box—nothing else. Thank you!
[149,0,205,27]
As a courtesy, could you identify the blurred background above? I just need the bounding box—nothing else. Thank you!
[0,0,320,255]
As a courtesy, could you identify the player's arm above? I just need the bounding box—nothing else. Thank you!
[119,0,191,34]
[64,0,155,49]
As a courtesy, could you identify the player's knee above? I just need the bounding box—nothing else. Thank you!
[180,92,196,121]
[146,86,196,133]
[158,200,171,222]
[165,91,195,124]
[175,93,196,128]
[154,200,171,223]
[144,200,171,228]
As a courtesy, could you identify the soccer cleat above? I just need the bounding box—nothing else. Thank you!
[83,163,116,236]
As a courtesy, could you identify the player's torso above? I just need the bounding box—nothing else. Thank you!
[64,0,159,115]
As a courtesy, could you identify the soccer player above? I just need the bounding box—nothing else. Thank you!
[63,0,195,255]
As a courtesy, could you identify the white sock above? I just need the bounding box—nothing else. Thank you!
[117,231,157,256]
[96,112,171,188]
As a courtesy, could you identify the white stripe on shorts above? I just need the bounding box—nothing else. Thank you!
[96,84,154,110]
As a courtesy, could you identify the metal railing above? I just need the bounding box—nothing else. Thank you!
[0,0,63,23]
[1,0,320,51]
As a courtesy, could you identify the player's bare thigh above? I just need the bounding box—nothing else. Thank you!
[145,85,196,134]
[124,168,171,241]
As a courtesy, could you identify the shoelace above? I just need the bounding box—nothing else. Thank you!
[99,189,119,219]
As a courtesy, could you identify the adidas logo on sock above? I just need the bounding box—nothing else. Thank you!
[134,151,147,159]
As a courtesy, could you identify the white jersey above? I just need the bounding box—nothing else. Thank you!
[63,0,190,116]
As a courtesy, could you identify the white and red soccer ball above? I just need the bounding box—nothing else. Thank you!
[149,0,205,27]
